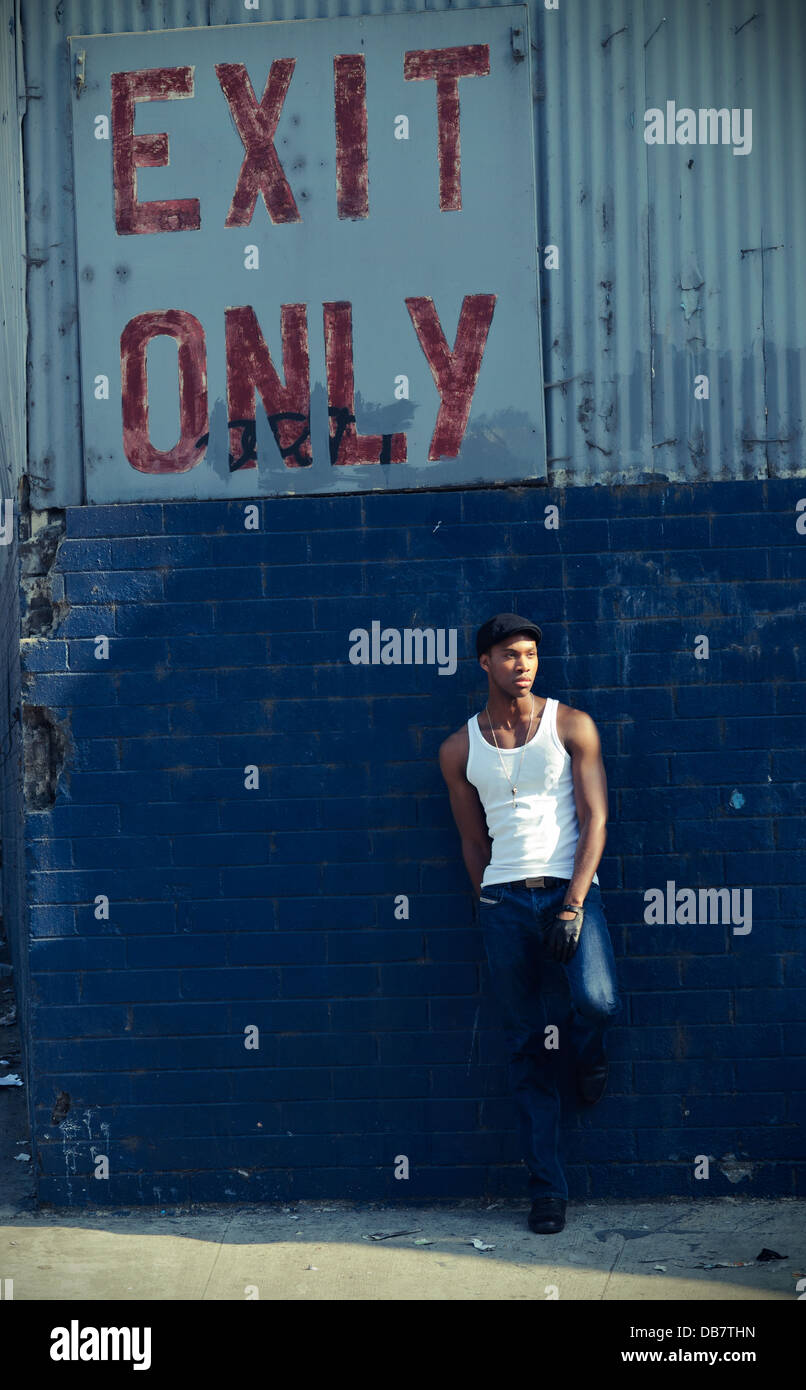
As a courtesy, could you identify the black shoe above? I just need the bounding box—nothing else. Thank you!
[528,1197,566,1234]
[577,1054,609,1106]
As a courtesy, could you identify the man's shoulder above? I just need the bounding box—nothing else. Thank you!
[438,720,471,770]
[556,701,600,751]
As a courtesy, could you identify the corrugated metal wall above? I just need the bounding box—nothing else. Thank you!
[0,0,26,503]
[19,0,806,505]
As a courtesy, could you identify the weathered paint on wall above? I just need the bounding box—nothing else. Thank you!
[20,0,806,507]
[67,7,546,500]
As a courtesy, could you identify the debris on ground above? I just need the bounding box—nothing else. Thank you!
[364,1228,422,1241]
[695,1261,756,1269]
[640,1255,770,1270]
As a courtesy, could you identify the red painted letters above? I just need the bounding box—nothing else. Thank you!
[225,305,311,469]
[405,294,496,458]
[403,45,489,210]
[112,47,489,227]
[216,61,300,226]
[324,302,407,466]
[333,55,369,220]
[110,68,200,235]
[120,311,208,472]
[119,298,495,470]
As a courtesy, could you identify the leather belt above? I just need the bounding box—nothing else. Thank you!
[506,876,569,889]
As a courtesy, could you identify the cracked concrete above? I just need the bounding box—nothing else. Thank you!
[0,1197,802,1300]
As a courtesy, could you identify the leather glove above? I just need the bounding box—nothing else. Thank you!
[543,903,584,964]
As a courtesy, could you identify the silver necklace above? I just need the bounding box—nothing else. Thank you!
[484,695,535,809]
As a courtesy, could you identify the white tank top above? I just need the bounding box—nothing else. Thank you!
[466,697,598,889]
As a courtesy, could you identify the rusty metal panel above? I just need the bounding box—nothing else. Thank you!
[0,0,26,503]
[20,0,806,504]
[67,6,546,501]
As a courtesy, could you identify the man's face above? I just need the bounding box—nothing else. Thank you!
[482,636,539,693]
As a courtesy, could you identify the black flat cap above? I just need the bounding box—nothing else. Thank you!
[476,612,543,658]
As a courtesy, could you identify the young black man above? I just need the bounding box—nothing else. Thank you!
[438,613,622,1234]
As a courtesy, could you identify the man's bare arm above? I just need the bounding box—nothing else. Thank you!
[438,733,492,899]
[562,708,608,908]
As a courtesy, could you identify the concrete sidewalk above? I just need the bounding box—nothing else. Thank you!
[1,1196,803,1300]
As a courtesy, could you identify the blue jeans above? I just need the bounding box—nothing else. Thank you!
[477,878,622,1202]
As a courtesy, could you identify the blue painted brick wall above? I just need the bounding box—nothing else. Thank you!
[19,477,806,1204]
[0,516,29,1050]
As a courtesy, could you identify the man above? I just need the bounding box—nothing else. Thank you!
[438,613,622,1234]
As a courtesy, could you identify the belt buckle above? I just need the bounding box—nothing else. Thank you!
[524,876,546,887]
